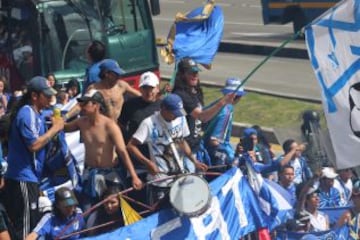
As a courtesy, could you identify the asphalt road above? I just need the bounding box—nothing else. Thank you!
[153,0,321,102]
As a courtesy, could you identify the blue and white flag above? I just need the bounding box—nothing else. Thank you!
[81,168,268,239]
[245,156,293,230]
[305,0,360,169]
[161,0,224,68]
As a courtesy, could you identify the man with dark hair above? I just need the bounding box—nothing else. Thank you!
[66,59,140,121]
[280,139,313,185]
[3,76,64,240]
[64,89,142,204]
[83,40,106,94]
[88,59,140,120]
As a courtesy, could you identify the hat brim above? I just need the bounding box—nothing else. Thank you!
[139,83,158,88]
[171,108,187,118]
[221,88,246,97]
[43,87,57,97]
[58,198,78,207]
[322,173,338,179]
[77,96,92,103]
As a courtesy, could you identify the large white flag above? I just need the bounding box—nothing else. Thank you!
[305,0,360,169]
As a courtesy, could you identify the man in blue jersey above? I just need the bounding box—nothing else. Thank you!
[318,167,341,208]
[26,187,85,240]
[3,76,64,240]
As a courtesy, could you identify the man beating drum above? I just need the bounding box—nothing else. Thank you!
[127,93,208,208]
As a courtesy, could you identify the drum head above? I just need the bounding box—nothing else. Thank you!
[169,175,211,217]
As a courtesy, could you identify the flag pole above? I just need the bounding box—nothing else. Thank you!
[232,29,303,94]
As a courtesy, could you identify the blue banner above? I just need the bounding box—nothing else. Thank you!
[81,168,268,239]
[276,224,351,240]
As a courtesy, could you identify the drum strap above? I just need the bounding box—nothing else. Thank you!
[158,114,185,173]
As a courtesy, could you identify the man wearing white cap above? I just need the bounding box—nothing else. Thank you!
[119,71,161,143]
[318,167,341,208]
[203,77,245,168]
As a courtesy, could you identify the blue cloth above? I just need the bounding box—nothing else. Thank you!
[203,104,235,166]
[318,187,341,208]
[33,208,85,240]
[277,155,313,185]
[83,62,101,94]
[281,183,297,207]
[6,105,47,183]
[276,224,351,240]
[81,168,268,240]
[0,142,6,176]
[245,155,294,230]
[172,4,224,65]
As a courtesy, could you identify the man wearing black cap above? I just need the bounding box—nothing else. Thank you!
[3,76,64,240]
[64,90,142,204]
[26,187,85,240]
[127,94,208,205]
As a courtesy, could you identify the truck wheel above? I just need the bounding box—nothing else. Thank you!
[292,9,306,36]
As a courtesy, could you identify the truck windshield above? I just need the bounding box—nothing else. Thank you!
[0,0,154,90]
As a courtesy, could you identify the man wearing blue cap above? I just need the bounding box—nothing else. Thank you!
[87,59,140,120]
[3,76,64,240]
[66,59,140,121]
[127,93,208,206]
[203,77,245,169]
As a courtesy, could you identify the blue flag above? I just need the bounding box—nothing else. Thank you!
[161,0,224,68]
[80,168,268,239]
[276,224,351,240]
[245,155,293,230]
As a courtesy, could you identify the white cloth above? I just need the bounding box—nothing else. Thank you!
[133,111,190,186]
[308,211,328,232]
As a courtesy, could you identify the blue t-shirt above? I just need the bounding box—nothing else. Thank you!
[5,105,47,183]
[83,62,101,94]
[204,104,235,163]
[33,208,85,240]
[318,187,341,208]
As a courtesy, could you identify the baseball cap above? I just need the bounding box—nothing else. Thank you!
[139,71,159,88]
[99,59,125,76]
[78,89,106,106]
[321,167,338,179]
[243,127,257,138]
[177,58,201,73]
[55,187,78,207]
[161,93,186,117]
[221,77,246,97]
[27,76,57,97]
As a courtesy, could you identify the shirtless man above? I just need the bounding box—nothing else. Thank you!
[65,59,140,121]
[64,89,142,200]
[88,59,140,120]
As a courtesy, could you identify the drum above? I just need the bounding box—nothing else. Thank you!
[169,175,211,217]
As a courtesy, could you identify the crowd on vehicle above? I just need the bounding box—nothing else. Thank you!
[0,40,359,239]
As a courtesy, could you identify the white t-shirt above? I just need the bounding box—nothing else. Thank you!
[308,210,328,232]
[133,111,190,186]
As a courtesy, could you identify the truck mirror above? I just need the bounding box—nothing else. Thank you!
[150,0,160,16]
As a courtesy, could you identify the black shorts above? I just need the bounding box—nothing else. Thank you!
[2,179,40,240]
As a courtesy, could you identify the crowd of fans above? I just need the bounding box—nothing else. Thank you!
[0,40,359,239]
